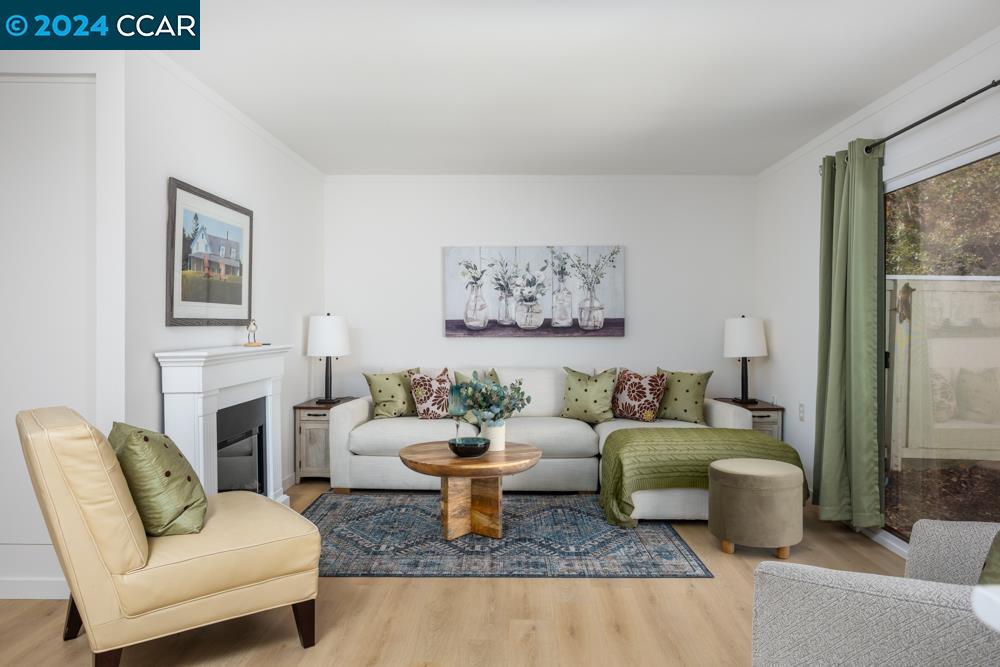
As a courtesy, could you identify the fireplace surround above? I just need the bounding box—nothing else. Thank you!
[155,344,292,505]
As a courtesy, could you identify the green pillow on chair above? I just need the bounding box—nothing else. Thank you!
[108,422,207,536]
[561,367,616,424]
[981,533,1000,585]
[657,369,713,424]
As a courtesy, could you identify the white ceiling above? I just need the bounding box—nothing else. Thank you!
[169,1,1000,175]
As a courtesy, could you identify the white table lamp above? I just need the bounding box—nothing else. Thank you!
[307,314,350,404]
[724,315,768,404]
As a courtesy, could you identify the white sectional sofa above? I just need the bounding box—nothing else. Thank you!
[328,367,752,519]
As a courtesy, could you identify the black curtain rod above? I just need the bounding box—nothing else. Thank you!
[864,76,1000,154]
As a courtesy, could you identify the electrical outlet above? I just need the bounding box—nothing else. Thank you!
[798,403,805,422]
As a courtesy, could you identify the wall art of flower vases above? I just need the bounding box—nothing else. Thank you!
[444,245,624,337]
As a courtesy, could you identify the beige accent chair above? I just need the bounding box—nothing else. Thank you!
[16,407,321,667]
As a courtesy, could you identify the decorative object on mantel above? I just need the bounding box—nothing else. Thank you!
[307,314,350,405]
[166,177,253,326]
[243,319,261,346]
[724,315,768,404]
[444,246,624,337]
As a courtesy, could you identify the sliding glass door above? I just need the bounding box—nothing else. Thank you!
[883,151,1000,540]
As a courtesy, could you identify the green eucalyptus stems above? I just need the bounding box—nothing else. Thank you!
[455,371,531,427]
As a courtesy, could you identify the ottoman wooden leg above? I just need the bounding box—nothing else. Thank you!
[775,546,790,559]
[721,539,735,554]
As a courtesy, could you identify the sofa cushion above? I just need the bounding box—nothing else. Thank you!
[612,369,667,422]
[504,417,598,458]
[594,418,706,454]
[364,368,419,419]
[561,367,617,424]
[410,368,452,419]
[349,417,478,456]
[114,491,318,616]
[657,369,713,424]
[495,367,572,417]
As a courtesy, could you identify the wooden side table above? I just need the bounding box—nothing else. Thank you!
[399,442,541,540]
[293,397,354,483]
[713,398,784,440]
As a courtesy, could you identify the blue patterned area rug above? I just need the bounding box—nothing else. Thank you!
[302,492,712,578]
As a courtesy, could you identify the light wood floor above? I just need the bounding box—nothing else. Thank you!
[0,481,903,666]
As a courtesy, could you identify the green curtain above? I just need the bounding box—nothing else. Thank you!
[813,138,884,529]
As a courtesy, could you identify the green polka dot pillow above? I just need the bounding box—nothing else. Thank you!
[561,367,616,424]
[364,368,419,418]
[657,369,713,424]
[108,422,207,536]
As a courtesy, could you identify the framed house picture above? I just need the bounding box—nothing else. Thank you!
[166,178,253,326]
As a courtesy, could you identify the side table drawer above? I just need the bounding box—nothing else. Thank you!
[298,410,330,422]
[750,410,782,440]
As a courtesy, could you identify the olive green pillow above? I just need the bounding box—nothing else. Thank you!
[561,367,616,424]
[455,368,500,386]
[108,422,207,536]
[657,369,713,424]
[364,368,419,418]
[980,533,1000,585]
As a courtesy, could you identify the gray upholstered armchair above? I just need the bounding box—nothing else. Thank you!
[752,519,1000,665]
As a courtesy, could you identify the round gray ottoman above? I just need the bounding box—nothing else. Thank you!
[708,458,803,559]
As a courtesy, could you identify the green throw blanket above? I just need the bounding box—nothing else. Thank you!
[599,428,807,528]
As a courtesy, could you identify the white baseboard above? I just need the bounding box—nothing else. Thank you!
[0,576,69,599]
[863,528,910,560]
[0,544,68,599]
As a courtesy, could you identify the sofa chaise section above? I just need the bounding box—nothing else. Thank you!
[328,367,753,500]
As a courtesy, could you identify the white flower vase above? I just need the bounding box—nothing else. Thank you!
[480,423,506,452]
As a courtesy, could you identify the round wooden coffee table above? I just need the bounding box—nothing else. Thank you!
[399,442,540,540]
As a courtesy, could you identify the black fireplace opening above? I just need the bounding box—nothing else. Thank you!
[217,397,266,495]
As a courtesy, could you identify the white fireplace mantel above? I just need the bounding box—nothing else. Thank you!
[155,344,292,505]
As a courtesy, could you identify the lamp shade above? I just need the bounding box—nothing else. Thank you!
[307,314,350,357]
[723,316,767,358]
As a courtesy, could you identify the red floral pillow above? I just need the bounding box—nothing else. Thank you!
[612,369,667,422]
[409,368,451,419]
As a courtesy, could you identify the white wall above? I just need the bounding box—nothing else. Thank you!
[0,75,97,598]
[123,53,326,491]
[752,27,1000,479]
[323,176,756,399]
[0,52,325,598]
